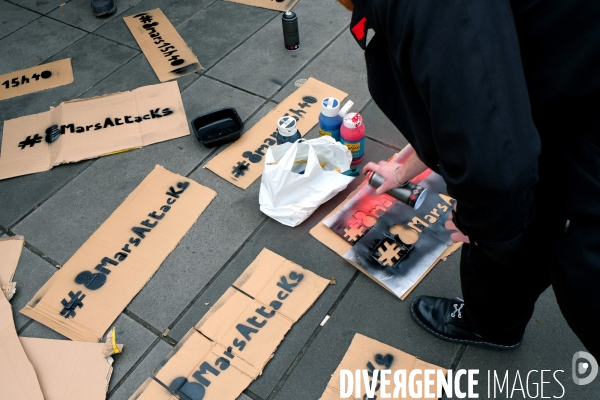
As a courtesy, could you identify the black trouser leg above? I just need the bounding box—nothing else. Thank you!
[460,235,552,345]
[552,133,600,359]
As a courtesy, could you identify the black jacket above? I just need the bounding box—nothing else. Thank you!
[351,0,600,251]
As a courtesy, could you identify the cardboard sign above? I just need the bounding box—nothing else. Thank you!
[0,235,24,300]
[0,81,189,180]
[205,78,347,189]
[0,295,44,400]
[0,59,74,101]
[124,9,203,82]
[21,166,217,342]
[226,0,298,12]
[132,248,329,400]
[320,333,446,400]
[310,146,461,300]
[20,337,122,400]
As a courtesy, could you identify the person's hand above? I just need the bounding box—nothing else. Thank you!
[445,205,470,243]
[362,161,403,194]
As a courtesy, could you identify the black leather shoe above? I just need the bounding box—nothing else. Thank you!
[91,0,117,17]
[410,296,522,350]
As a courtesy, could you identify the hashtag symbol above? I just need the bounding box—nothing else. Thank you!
[18,134,43,149]
[60,290,86,319]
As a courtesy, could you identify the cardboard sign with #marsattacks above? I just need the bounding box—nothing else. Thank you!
[124,9,202,82]
[0,81,189,180]
[205,78,347,190]
[20,166,216,342]
[132,248,329,400]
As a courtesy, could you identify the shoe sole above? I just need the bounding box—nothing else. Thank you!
[93,4,117,17]
[409,297,522,351]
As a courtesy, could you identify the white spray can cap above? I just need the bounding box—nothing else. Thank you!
[277,116,298,137]
[343,112,363,128]
[321,97,341,117]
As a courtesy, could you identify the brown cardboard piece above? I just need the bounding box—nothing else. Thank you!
[21,165,217,342]
[0,235,25,300]
[20,336,123,400]
[0,81,189,180]
[124,9,203,82]
[205,77,347,189]
[0,59,74,101]
[310,154,461,300]
[321,333,447,400]
[0,295,44,400]
[131,248,329,400]
[226,0,298,12]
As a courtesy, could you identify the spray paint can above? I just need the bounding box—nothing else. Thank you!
[340,112,365,164]
[276,116,301,144]
[282,11,299,51]
[368,172,427,209]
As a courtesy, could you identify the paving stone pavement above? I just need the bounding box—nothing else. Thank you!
[0,0,596,399]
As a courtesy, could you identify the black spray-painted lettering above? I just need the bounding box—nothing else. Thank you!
[134,13,186,66]
[18,134,43,149]
[2,70,52,90]
[230,92,320,177]
[168,269,306,398]
[64,181,191,316]
[60,291,85,318]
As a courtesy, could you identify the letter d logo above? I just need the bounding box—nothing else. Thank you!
[572,351,598,385]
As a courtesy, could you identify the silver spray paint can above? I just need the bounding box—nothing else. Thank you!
[282,11,299,51]
[368,172,427,209]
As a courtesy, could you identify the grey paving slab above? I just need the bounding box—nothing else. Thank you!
[0,34,140,227]
[95,0,217,49]
[272,31,369,112]
[451,287,598,399]
[0,32,138,122]
[107,314,158,391]
[167,138,395,398]
[108,340,173,400]
[0,1,40,40]
[0,16,85,75]
[47,0,143,33]
[237,394,253,400]
[13,139,205,264]
[181,76,267,128]
[19,312,158,391]
[20,319,69,339]
[178,1,278,71]
[10,0,64,14]
[126,119,274,329]
[12,75,266,267]
[274,250,462,400]
[81,53,198,99]
[0,160,93,228]
[9,246,58,331]
[361,100,410,150]
[125,168,266,330]
[206,0,351,98]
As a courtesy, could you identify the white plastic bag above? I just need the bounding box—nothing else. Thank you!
[259,136,355,227]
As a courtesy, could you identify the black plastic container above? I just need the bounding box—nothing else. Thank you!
[191,108,244,148]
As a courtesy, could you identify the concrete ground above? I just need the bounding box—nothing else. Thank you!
[0,0,596,399]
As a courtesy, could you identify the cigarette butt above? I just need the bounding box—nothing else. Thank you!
[320,315,330,326]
